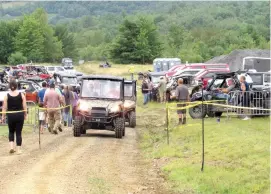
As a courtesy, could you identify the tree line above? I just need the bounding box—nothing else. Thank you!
[0,1,269,65]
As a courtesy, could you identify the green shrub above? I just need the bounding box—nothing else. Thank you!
[8,52,27,65]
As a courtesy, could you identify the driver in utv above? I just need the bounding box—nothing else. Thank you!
[214,78,235,101]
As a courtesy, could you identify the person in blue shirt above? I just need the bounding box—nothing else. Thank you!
[38,82,47,134]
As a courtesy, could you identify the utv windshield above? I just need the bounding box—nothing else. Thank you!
[124,84,133,97]
[82,79,121,99]
[62,77,77,85]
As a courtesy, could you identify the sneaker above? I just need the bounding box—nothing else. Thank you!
[53,130,58,135]
[242,116,251,120]
[17,149,22,155]
[58,127,63,132]
[9,149,15,154]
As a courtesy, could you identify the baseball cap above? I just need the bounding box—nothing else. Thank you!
[49,79,55,87]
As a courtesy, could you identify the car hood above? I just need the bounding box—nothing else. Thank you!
[79,99,123,109]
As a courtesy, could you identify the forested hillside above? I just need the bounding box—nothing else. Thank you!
[0,1,269,64]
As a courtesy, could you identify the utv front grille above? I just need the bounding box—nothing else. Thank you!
[91,107,107,117]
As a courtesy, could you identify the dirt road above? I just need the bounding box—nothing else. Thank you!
[0,127,170,194]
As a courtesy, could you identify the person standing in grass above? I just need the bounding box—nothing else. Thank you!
[2,80,27,154]
[175,78,190,125]
[239,75,251,120]
[142,74,150,105]
[158,76,167,103]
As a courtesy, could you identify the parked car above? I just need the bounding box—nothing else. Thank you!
[17,80,41,103]
[246,72,271,89]
[62,58,74,69]
[46,66,66,76]
[189,72,270,118]
[124,80,136,128]
[73,75,126,138]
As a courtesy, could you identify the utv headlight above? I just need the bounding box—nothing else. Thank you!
[78,101,91,112]
[109,105,120,113]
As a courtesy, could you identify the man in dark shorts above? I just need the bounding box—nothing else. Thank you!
[175,78,190,125]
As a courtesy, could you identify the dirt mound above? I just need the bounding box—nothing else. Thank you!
[205,49,270,72]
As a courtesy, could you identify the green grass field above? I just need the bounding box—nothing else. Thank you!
[137,99,270,194]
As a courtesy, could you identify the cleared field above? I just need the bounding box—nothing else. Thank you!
[137,100,270,194]
[76,62,152,77]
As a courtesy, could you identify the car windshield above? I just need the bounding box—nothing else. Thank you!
[56,67,65,71]
[179,70,200,75]
[151,76,162,83]
[82,79,121,99]
[210,79,224,89]
[62,77,77,85]
[249,74,263,85]
[47,67,55,71]
[124,84,133,97]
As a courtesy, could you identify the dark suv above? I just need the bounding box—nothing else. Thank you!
[73,75,125,138]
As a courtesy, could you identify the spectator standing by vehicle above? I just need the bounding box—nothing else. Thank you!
[38,82,47,134]
[158,76,167,103]
[142,75,150,105]
[70,86,78,120]
[44,80,64,134]
[147,77,153,102]
[63,85,74,127]
[239,75,251,120]
[2,80,27,154]
[175,78,190,125]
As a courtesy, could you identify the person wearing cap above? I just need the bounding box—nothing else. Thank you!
[175,78,189,125]
[43,80,64,134]
[158,76,167,103]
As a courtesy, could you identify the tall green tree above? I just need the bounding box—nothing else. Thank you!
[15,15,45,62]
[111,17,162,63]
[0,20,21,64]
[55,24,77,59]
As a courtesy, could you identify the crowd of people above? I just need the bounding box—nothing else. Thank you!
[141,74,252,125]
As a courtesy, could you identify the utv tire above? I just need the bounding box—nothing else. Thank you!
[129,111,136,128]
[115,117,125,139]
[214,112,223,117]
[73,116,81,137]
[189,104,207,119]
[207,111,215,117]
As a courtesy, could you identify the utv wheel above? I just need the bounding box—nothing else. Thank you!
[73,116,82,137]
[214,112,223,117]
[189,104,207,119]
[115,117,125,139]
[129,111,136,128]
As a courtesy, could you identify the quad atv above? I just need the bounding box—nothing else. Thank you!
[73,75,125,138]
[188,72,270,118]
[124,80,137,128]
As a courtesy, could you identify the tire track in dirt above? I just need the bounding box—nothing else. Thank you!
[0,127,171,194]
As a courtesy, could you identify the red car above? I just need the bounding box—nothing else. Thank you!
[166,63,230,78]
[195,68,231,88]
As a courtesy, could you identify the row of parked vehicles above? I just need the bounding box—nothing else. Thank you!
[144,61,271,118]
[0,64,138,139]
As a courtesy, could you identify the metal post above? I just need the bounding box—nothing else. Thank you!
[166,105,169,145]
[131,73,134,80]
[38,107,41,149]
[201,85,205,172]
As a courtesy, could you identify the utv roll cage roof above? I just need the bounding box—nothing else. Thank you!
[81,75,124,81]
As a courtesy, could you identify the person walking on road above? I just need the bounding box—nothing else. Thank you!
[2,80,27,154]
[239,75,251,120]
[175,78,190,125]
[44,80,64,134]
[38,82,47,134]
[63,85,74,127]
